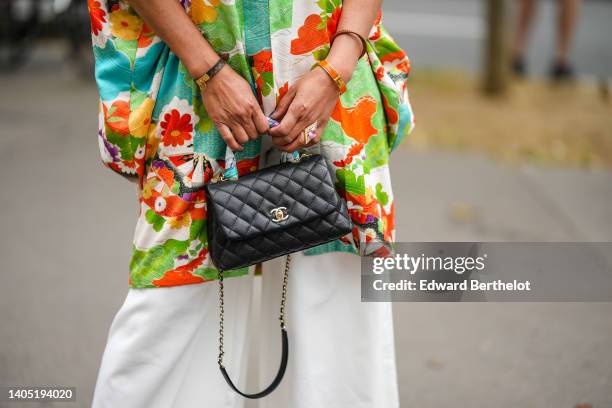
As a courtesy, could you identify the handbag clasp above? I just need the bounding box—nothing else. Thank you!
[270,207,289,223]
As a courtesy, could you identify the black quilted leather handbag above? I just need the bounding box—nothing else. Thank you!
[204,153,352,399]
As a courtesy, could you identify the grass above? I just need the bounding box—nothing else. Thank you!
[402,69,612,169]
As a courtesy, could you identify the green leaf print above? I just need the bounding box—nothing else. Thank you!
[199,4,239,54]
[371,34,400,59]
[317,0,339,14]
[233,55,252,82]
[129,239,191,287]
[145,209,165,232]
[105,129,133,161]
[189,219,206,241]
[269,0,292,31]
[129,88,148,110]
[261,71,274,96]
[364,129,389,168]
[375,183,389,206]
[113,38,139,69]
[336,168,365,196]
[171,180,180,195]
[321,120,354,146]
[192,265,248,281]
[312,46,330,62]
[196,116,214,133]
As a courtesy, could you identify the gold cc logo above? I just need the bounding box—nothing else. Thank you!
[270,207,289,223]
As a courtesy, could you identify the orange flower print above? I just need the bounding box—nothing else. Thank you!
[152,251,208,287]
[380,50,411,73]
[290,14,328,55]
[277,82,289,104]
[142,187,191,218]
[326,6,342,39]
[382,203,395,242]
[153,270,205,287]
[333,141,365,168]
[87,0,106,36]
[254,73,264,94]
[397,59,411,75]
[236,157,260,176]
[330,96,378,144]
[190,202,207,221]
[375,65,385,81]
[253,50,273,73]
[160,110,193,147]
[369,9,382,41]
[382,94,399,125]
[105,100,130,136]
[137,22,155,49]
[380,50,411,76]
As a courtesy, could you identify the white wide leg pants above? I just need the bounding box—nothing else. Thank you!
[92,251,399,408]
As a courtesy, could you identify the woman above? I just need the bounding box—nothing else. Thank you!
[89,0,414,406]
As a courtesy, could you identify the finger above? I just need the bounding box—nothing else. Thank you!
[252,108,270,135]
[281,119,317,152]
[312,116,328,141]
[300,115,326,148]
[278,130,308,152]
[217,122,243,151]
[305,136,320,147]
[241,116,259,140]
[270,86,297,120]
[305,132,321,146]
[304,131,319,147]
[268,107,299,142]
[230,124,250,145]
[285,111,317,147]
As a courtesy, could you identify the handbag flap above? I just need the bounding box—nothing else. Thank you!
[205,155,342,241]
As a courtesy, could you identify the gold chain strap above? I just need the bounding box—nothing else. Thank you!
[218,254,291,367]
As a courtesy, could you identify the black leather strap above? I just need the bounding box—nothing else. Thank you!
[206,58,226,80]
[219,329,289,399]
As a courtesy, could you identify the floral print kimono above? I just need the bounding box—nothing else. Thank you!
[88,0,414,288]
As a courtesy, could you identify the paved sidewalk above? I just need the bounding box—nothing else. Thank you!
[1,63,611,407]
[389,151,612,408]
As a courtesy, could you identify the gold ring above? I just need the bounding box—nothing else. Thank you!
[303,122,317,144]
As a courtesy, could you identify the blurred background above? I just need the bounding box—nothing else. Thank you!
[1,0,611,407]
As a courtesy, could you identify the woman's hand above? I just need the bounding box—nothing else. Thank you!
[269,32,364,151]
[125,0,268,152]
[202,65,270,151]
[268,67,340,152]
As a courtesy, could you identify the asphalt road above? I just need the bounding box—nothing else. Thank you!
[383,0,612,79]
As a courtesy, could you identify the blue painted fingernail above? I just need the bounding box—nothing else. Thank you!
[268,117,280,128]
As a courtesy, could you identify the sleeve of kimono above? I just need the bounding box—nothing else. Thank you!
[367,10,416,153]
[88,0,163,187]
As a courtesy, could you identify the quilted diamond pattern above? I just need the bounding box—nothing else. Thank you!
[205,155,352,271]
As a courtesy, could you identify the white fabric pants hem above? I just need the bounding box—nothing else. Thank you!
[92,251,399,408]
